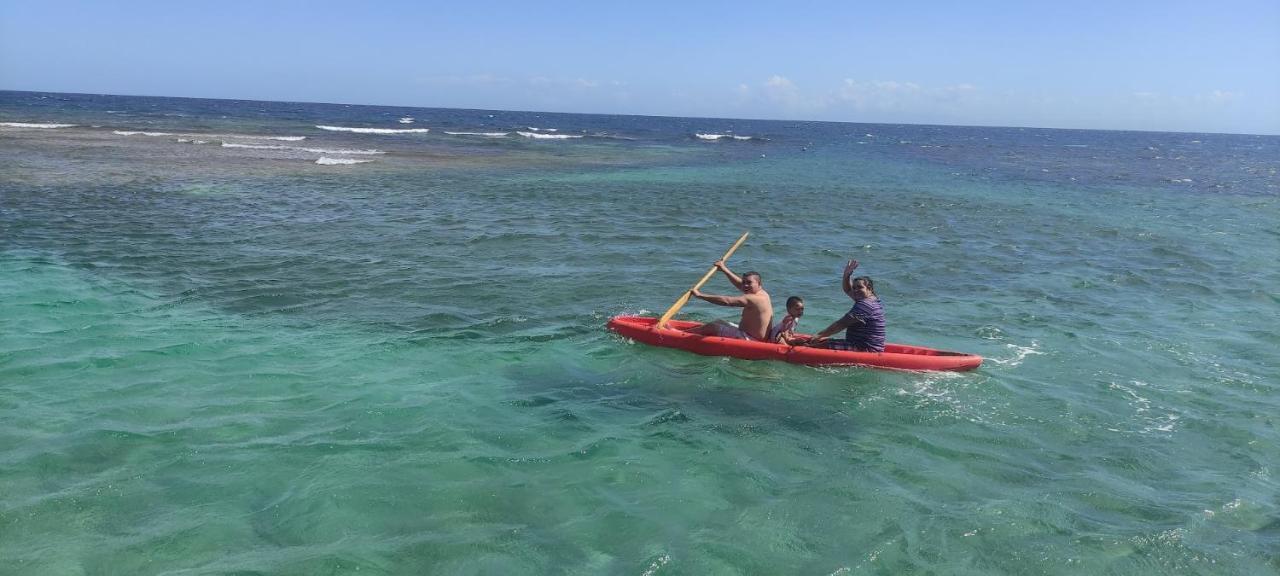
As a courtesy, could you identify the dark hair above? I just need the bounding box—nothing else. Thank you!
[743,271,762,283]
[786,296,804,308]
[853,276,875,294]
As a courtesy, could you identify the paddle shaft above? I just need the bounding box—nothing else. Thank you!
[656,232,750,328]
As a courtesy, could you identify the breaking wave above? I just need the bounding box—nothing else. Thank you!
[316,125,429,134]
[444,131,510,137]
[222,142,384,155]
[695,133,758,141]
[1,122,76,128]
[315,157,373,165]
[516,131,582,140]
[221,142,287,150]
[115,130,305,141]
[216,133,306,141]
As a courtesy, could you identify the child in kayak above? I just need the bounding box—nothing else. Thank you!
[770,296,808,345]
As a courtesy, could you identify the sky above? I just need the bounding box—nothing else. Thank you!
[2,0,1277,134]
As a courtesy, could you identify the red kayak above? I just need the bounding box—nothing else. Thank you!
[607,315,983,372]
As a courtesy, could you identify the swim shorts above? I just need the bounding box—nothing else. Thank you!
[709,322,755,341]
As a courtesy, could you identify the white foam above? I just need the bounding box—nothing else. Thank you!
[115,130,304,141]
[526,126,558,132]
[316,157,373,165]
[2,122,76,128]
[988,341,1043,367]
[302,147,383,155]
[516,131,581,139]
[222,142,384,155]
[216,133,306,141]
[444,131,509,137]
[176,138,209,144]
[316,125,428,134]
[222,142,287,150]
[398,117,414,124]
[696,133,755,141]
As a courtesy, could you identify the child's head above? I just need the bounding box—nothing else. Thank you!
[786,296,804,317]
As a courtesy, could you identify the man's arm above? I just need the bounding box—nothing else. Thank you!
[690,288,749,307]
[841,259,859,300]
[715,260,744,290]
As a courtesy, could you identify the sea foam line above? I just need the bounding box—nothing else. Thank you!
[222,142,384,154]
[114,130,306,141]
[316,125,429,134]
[695,133,755,141]
[1,122,76,128]
[444,131,510,137]
[516,131,582,140]
[215,133,306,141]
[316,157,373,165]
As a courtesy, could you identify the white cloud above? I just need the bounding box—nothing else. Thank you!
[834,79,923,109]
[418,73,513,86]
[763,75,801,106]
[1200,89,1237,104]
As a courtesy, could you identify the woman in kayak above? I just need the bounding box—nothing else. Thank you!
[803,260,886,352]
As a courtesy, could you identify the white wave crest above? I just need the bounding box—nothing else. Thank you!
[316,125,428,134]
[516,131,582,139]
[302,147,383,155]
[216,133,306,141]
[696,133,755,141]
[526,126,558,132]
[222,142,384,155]
[398,117,414,124]
[316,157,373,165]
[2,122,76,128]
[222,142,287,150]
[444,131,510,137]
[115,130,304,141]
[176,138,209,144]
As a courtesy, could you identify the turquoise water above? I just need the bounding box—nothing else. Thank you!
[2,92,1278,574]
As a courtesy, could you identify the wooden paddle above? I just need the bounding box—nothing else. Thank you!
[655,231,750,329]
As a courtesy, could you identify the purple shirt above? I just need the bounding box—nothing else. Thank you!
[841,298,885,352]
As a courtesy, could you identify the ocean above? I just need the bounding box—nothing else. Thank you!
[1,90,1277,574]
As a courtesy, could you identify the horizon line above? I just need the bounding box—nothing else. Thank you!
[2,87,1277,138]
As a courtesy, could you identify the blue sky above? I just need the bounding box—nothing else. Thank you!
[2,0,1277,134]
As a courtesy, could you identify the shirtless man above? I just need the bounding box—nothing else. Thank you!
[684,260,773,341]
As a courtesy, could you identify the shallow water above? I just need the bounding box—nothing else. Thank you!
[2,91,1278,574]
